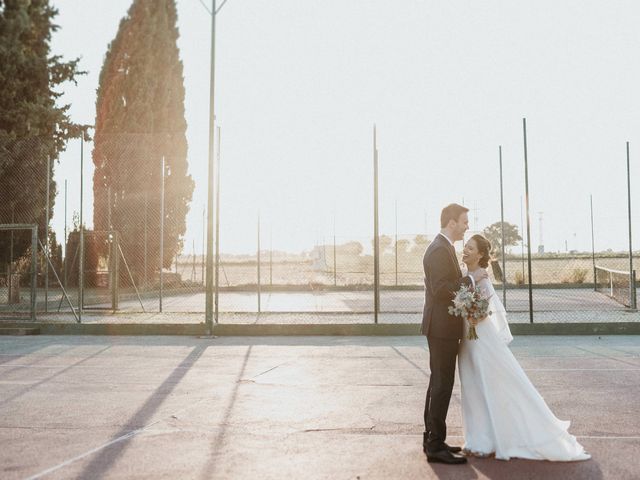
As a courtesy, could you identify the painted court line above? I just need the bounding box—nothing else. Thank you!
[25,429,143,480]
[25,395,213,480]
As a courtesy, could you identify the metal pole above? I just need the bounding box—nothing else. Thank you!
[522,118,534,323]
[626,142,636,309]
[395,199,398,287]
[144,190,148,289]
[257,214,261,313]
[63,180,67,288]
[9,203,14,304]
[520,196,525,282]
[590,194,596,290]
[205,0,217,334]
[499,146,506,307]
[269,228,273,287]
[192,239,196,282]
[79,135,84,322]
[31,226,37,321]
[45,155,50,312]
[159,156,165,313]
[107,185,112,230]
[108,186,114,311]
[333,214,337,286]
[373,125,380,323]
[114,231,119,311]
[202,205,206,286]
[215,126,221,323]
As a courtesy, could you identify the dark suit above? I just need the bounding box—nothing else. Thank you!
[421,234,472,452]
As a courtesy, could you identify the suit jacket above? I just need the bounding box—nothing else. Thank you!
[421,234,472,339]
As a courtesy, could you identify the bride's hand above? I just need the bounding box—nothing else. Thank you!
[471,268,488,284]
[469,315,488,326]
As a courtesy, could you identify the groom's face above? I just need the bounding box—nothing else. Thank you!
[451,212,469,241]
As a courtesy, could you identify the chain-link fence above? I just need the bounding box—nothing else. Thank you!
[0,133,638,325]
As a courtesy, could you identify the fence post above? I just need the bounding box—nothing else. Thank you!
[45,155,51,312]
[257,214,261,314]
[395,200,398,287]
[202,205,206,287]
[64,180,68,288]
[159,156,165,313]
[626,142,636,310]
[79,134,84,322]
[114,231,120,311]
[633,270,637,310]
[523,119,534,323]
[373,125,380,323]
[144,190,148,290]
[520,196,525,283]
[590,194,596,291]
[31,226,38,321]
[9,203,14,304]
[333,213,337,286]
[215,127,221,323]
[499,146,506,307]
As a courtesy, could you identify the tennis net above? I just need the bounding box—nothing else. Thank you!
[594,265,637,308]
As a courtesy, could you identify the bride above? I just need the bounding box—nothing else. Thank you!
[458,234,591,461]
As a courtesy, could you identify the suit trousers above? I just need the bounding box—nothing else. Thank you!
[424,335,460,452]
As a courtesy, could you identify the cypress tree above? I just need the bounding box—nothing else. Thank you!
[0,0,86,271]
[93,0,193,284]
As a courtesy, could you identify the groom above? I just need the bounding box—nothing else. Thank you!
[421,203,487,464]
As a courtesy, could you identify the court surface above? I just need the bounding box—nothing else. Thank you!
[1,334,638,479]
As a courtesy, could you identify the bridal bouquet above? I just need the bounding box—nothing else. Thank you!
[448,284,492,340]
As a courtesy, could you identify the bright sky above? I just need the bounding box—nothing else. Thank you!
[50,0,639,255]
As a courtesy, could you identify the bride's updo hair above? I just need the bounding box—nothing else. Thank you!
[470,234,492,268]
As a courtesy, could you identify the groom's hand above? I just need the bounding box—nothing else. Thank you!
[471,268,488,284]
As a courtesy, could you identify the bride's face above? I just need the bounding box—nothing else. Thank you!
[462,239,481,266]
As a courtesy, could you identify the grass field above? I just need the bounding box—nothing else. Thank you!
[174,253,639,288]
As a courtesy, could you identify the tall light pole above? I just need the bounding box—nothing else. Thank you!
[205,0,217,334]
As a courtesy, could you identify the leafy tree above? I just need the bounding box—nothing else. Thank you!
[482,222,522,258]
[411,235,431,254]
[373,235,393,255]
[395,239,410,254]
[337,241,363,256]
[0,0,86,271]
[92,0,194,284]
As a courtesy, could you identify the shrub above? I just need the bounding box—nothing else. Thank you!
[562,268,588,284]
[514,271,525,285]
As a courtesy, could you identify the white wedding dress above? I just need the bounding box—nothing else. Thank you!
[458,276,591,461]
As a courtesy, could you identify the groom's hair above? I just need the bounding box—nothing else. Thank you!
[440,203,469,228]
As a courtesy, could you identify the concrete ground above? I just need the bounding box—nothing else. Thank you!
[0,335,639,479]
